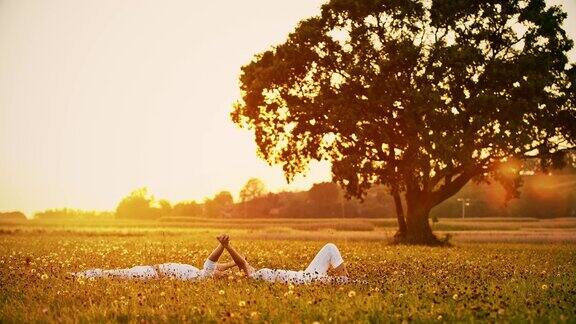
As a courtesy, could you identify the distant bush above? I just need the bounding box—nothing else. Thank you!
[172,201,202,217]
[116,188,163,219]
[0,211,27,221]
[34,208,113,220]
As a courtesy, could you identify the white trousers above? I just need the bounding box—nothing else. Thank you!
[304,243,345,276]
[250,243,346,284]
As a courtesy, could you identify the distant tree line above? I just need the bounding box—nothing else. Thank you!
[113,171,575,220]
[13,168,575,221]
[34,208,113,220]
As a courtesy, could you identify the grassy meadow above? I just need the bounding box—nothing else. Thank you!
[1,217,575,322]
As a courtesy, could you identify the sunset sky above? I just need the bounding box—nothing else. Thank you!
[0,0,575,215]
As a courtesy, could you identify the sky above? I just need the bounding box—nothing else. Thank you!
[0,0,575,215]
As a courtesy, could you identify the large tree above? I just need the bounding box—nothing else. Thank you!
[232,0,576,244]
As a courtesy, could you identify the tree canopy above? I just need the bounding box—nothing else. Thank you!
[205,191,234,217]
[116,187,160,219]
[232,0,576,244]
[239,178,267,202]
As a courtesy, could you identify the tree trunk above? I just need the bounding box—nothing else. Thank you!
[392,189,407,237]
[393,190,446,245]
[405,204,439,244]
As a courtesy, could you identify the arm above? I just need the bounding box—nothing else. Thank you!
[207,242,225,263]
[218,236,253,275]
[209,235,237,271]
[215,260,236,271]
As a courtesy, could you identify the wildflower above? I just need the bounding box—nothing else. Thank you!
[541,284,548,290]
[348,290,356,297]
[238,300,246,307]
[437,315,443,320]
[76,278,85,285]
[452,294,458,300]
[219,290,225,295]
[250,311,258,318]
[40,274,48,280]
[399,293,404,298]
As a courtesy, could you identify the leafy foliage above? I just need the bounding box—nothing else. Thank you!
[239,178,267,202]
[116,188,161,219]
[205,191,234,218]
[232,0,576,242]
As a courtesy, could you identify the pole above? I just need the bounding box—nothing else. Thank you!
[457,198,471,218]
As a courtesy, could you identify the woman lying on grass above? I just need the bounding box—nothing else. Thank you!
[73,235,236,280]
[217,234,349,284]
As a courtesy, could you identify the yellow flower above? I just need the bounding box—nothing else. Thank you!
[219,290,225,295]
[541,284,548,290]
[40,274,48,280]
[437,315,443,320]
[238,300,246,307]
[250,311,258,318]
[348,290,356,297]
[452,294,458,300]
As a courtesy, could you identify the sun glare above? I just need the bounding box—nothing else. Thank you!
[0,0,328,214]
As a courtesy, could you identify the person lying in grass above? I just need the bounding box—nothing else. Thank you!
[73,235,236,280]
[217,234,349,284]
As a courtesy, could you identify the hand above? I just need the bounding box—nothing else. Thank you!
[216,234,230,246]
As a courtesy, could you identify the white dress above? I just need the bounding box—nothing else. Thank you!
[75,259,216,280]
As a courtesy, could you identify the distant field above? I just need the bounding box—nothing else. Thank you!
[1,220,575,322]
[2,216,576,243]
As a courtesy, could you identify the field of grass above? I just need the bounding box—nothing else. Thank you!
[1,218,575,322]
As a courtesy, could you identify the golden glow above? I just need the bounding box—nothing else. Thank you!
[0,1,574,214]
[0,0,329,214]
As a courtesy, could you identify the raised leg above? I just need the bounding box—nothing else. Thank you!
[304,243,346,276]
